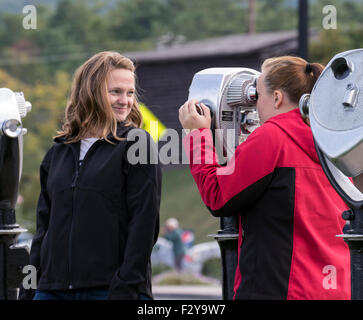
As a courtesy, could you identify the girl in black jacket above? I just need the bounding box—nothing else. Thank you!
[19,51,161,300]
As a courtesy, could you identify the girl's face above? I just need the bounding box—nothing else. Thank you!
[256,69,276,125]
[106,68,135,122]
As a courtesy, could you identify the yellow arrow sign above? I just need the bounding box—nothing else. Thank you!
[139,103,166,142]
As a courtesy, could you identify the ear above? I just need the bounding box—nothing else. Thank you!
[273,90,283,109]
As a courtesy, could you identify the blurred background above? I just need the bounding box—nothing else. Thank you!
[2,0,363,298]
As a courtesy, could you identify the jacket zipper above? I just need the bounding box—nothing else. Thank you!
[68,166,79,289]
[67,139,102,290]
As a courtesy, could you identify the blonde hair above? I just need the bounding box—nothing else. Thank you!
[262,56,324,104]
[55,51,143,143]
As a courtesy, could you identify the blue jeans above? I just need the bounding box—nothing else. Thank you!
[33,287,109,300]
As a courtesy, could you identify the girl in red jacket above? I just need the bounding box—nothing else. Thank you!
[179,56,351,300]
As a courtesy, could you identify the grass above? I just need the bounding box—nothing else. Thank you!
[159,165,220,244]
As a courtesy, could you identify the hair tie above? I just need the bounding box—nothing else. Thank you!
[305,63,312,73]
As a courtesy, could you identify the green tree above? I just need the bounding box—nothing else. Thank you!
[0,12,24,49]
[0,69,71,232]
[310,0,363,31]
[0,5,55,84]
[309,0,363,64]
[165,0,250,40]
[256,0,297,32]
[109,0,169,40]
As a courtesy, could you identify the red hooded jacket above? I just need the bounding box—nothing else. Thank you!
[184,108,350,300]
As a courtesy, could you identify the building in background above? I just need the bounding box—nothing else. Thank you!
[125,31,299,167]
[127,31,298,134]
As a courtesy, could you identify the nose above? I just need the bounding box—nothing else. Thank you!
[116,92,128,105]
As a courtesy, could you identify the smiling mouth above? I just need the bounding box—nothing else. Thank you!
[112,106,128,111]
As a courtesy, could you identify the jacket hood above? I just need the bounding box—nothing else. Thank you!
[53,121,135,143]
[266,108,320,164]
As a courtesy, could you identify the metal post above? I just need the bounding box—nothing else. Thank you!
[0,202,28,300]
[338,207,363,299]
[0,134,29,300]
[248,0,256,34]
[0,243,5,300]
[316,144,363,300]
[298,0,309,60]
[211,215,239,300]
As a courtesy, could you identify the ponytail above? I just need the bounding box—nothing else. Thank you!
[305,62,324,85]
[262,56,324,105]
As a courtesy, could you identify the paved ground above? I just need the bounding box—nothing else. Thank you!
[152,271,222,300]
[153,285,222,300]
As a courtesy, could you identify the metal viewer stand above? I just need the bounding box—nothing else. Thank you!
[0,89,31,300]
[316,145,363,300]
[299,48,363,300]
[210,216,239,300]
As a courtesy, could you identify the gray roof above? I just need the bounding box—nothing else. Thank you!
[125,31,298,63]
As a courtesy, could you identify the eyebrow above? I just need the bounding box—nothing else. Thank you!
[108,87,135,91]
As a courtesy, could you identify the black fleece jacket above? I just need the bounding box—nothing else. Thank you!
[19,124,161,300]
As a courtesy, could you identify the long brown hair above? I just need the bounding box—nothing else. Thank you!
[261,56,324,105]
[55,51,143,143]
